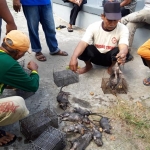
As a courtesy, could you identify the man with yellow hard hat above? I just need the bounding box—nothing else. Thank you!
[0,30,39,147]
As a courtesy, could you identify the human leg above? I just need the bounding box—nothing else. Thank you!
[0,96,29,126]
[40,4,68,56]
[68,3,83,31]
[0,96,29,146]
[126,22,145,49]
[121,9,150,25]
[22,6,41,53]
[121,7,130,17]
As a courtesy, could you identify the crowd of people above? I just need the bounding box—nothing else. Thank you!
[0,0,150,147]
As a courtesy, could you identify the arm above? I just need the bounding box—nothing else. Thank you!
[0,0,17,33]
[137,39,150,60]
[120,0,131,7]
[69,41,88,72]
[3,62,39,92]
[13,0,21,13]
[117,44,128,64]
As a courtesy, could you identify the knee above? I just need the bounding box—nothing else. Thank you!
[13,96,29,118]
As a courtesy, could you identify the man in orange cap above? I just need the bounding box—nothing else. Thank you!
[0,30,39,147]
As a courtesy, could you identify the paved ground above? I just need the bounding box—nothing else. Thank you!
[0,2,150,150]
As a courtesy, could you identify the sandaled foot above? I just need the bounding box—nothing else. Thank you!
[67,27,73,32]
[76,65,93,74]
[0,130,17,147]
[35,52,47,61]
[51,50,68,56]
[143,77,150,86]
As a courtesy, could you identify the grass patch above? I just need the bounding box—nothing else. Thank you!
[108,99,150,145]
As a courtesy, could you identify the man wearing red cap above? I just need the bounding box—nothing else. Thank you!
[0,30,39,147]
[69,1,132,74]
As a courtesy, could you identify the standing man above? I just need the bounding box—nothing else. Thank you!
[0,30,39,146]
[69,1,132,74]
[0,0,17,38]
[121,0,150,51]
[13,0,68,61]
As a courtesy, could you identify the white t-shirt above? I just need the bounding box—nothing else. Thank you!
[81,21,129,53]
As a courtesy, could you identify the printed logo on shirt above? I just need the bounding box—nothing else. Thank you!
[112,37,117,44]
[0,101,19,113]
[95,44,115,50]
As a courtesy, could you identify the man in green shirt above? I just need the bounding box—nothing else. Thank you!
[0,30,39,147]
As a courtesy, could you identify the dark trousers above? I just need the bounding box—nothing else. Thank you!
[78,45,130,67]
[69,3,84,25]
[121,7,130,17]
[141,58,150,68]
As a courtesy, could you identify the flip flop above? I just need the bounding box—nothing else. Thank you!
[56,25,66,29]
[0,130,17,147]
[51,50,68,56]
[67,27,73,32]
[35,52,47,61]
[143,77,150,86]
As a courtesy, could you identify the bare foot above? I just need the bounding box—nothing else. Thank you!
[76,64,93,74]
[0,132,15,146]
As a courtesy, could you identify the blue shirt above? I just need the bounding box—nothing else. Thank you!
[21,0,50,5]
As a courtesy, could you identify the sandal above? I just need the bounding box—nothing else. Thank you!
[35,52,47,61]
[67,27,73,32]
[0,130,17,147]
[143,77,150,86]
[51,50,68,56]
[56,25,66,29]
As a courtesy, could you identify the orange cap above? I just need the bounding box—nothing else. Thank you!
[4,30,30,52]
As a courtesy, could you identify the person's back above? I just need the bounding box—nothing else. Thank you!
[0,30,39,147]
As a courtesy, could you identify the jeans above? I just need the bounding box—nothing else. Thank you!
[0,18,2,40]
[22,4,60,54]
[121,9,150,48]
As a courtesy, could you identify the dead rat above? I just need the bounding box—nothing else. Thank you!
[70,132,93,150]
[59,112,90,124]
[57,86,70,110]
[108,61,124,90]
[63,123,88,135]
[99,117,112,134]
[92,126,103,147]
[73,107,103,117]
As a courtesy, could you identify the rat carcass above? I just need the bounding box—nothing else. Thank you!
[108,61,124,90]
[57,86,70,110]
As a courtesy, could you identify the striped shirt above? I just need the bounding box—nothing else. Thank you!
[119,0,137,13]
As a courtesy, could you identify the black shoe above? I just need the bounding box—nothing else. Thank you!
[126,53,134,63]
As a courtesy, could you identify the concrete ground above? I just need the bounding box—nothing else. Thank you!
[0,2,150,150]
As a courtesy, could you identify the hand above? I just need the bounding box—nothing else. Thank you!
[13,0,21,12]
[27,61,38,72]
[116,52,126,64]
[69,57,78,72]
[6,23,17,34]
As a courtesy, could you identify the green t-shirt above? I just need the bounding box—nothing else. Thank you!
[0,50,39,94]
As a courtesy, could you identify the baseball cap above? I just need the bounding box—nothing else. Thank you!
[104,1,121,20]
[4,30,30,52]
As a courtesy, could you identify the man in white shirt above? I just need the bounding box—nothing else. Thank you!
[69,1,132,74]
[121,0,150,50]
